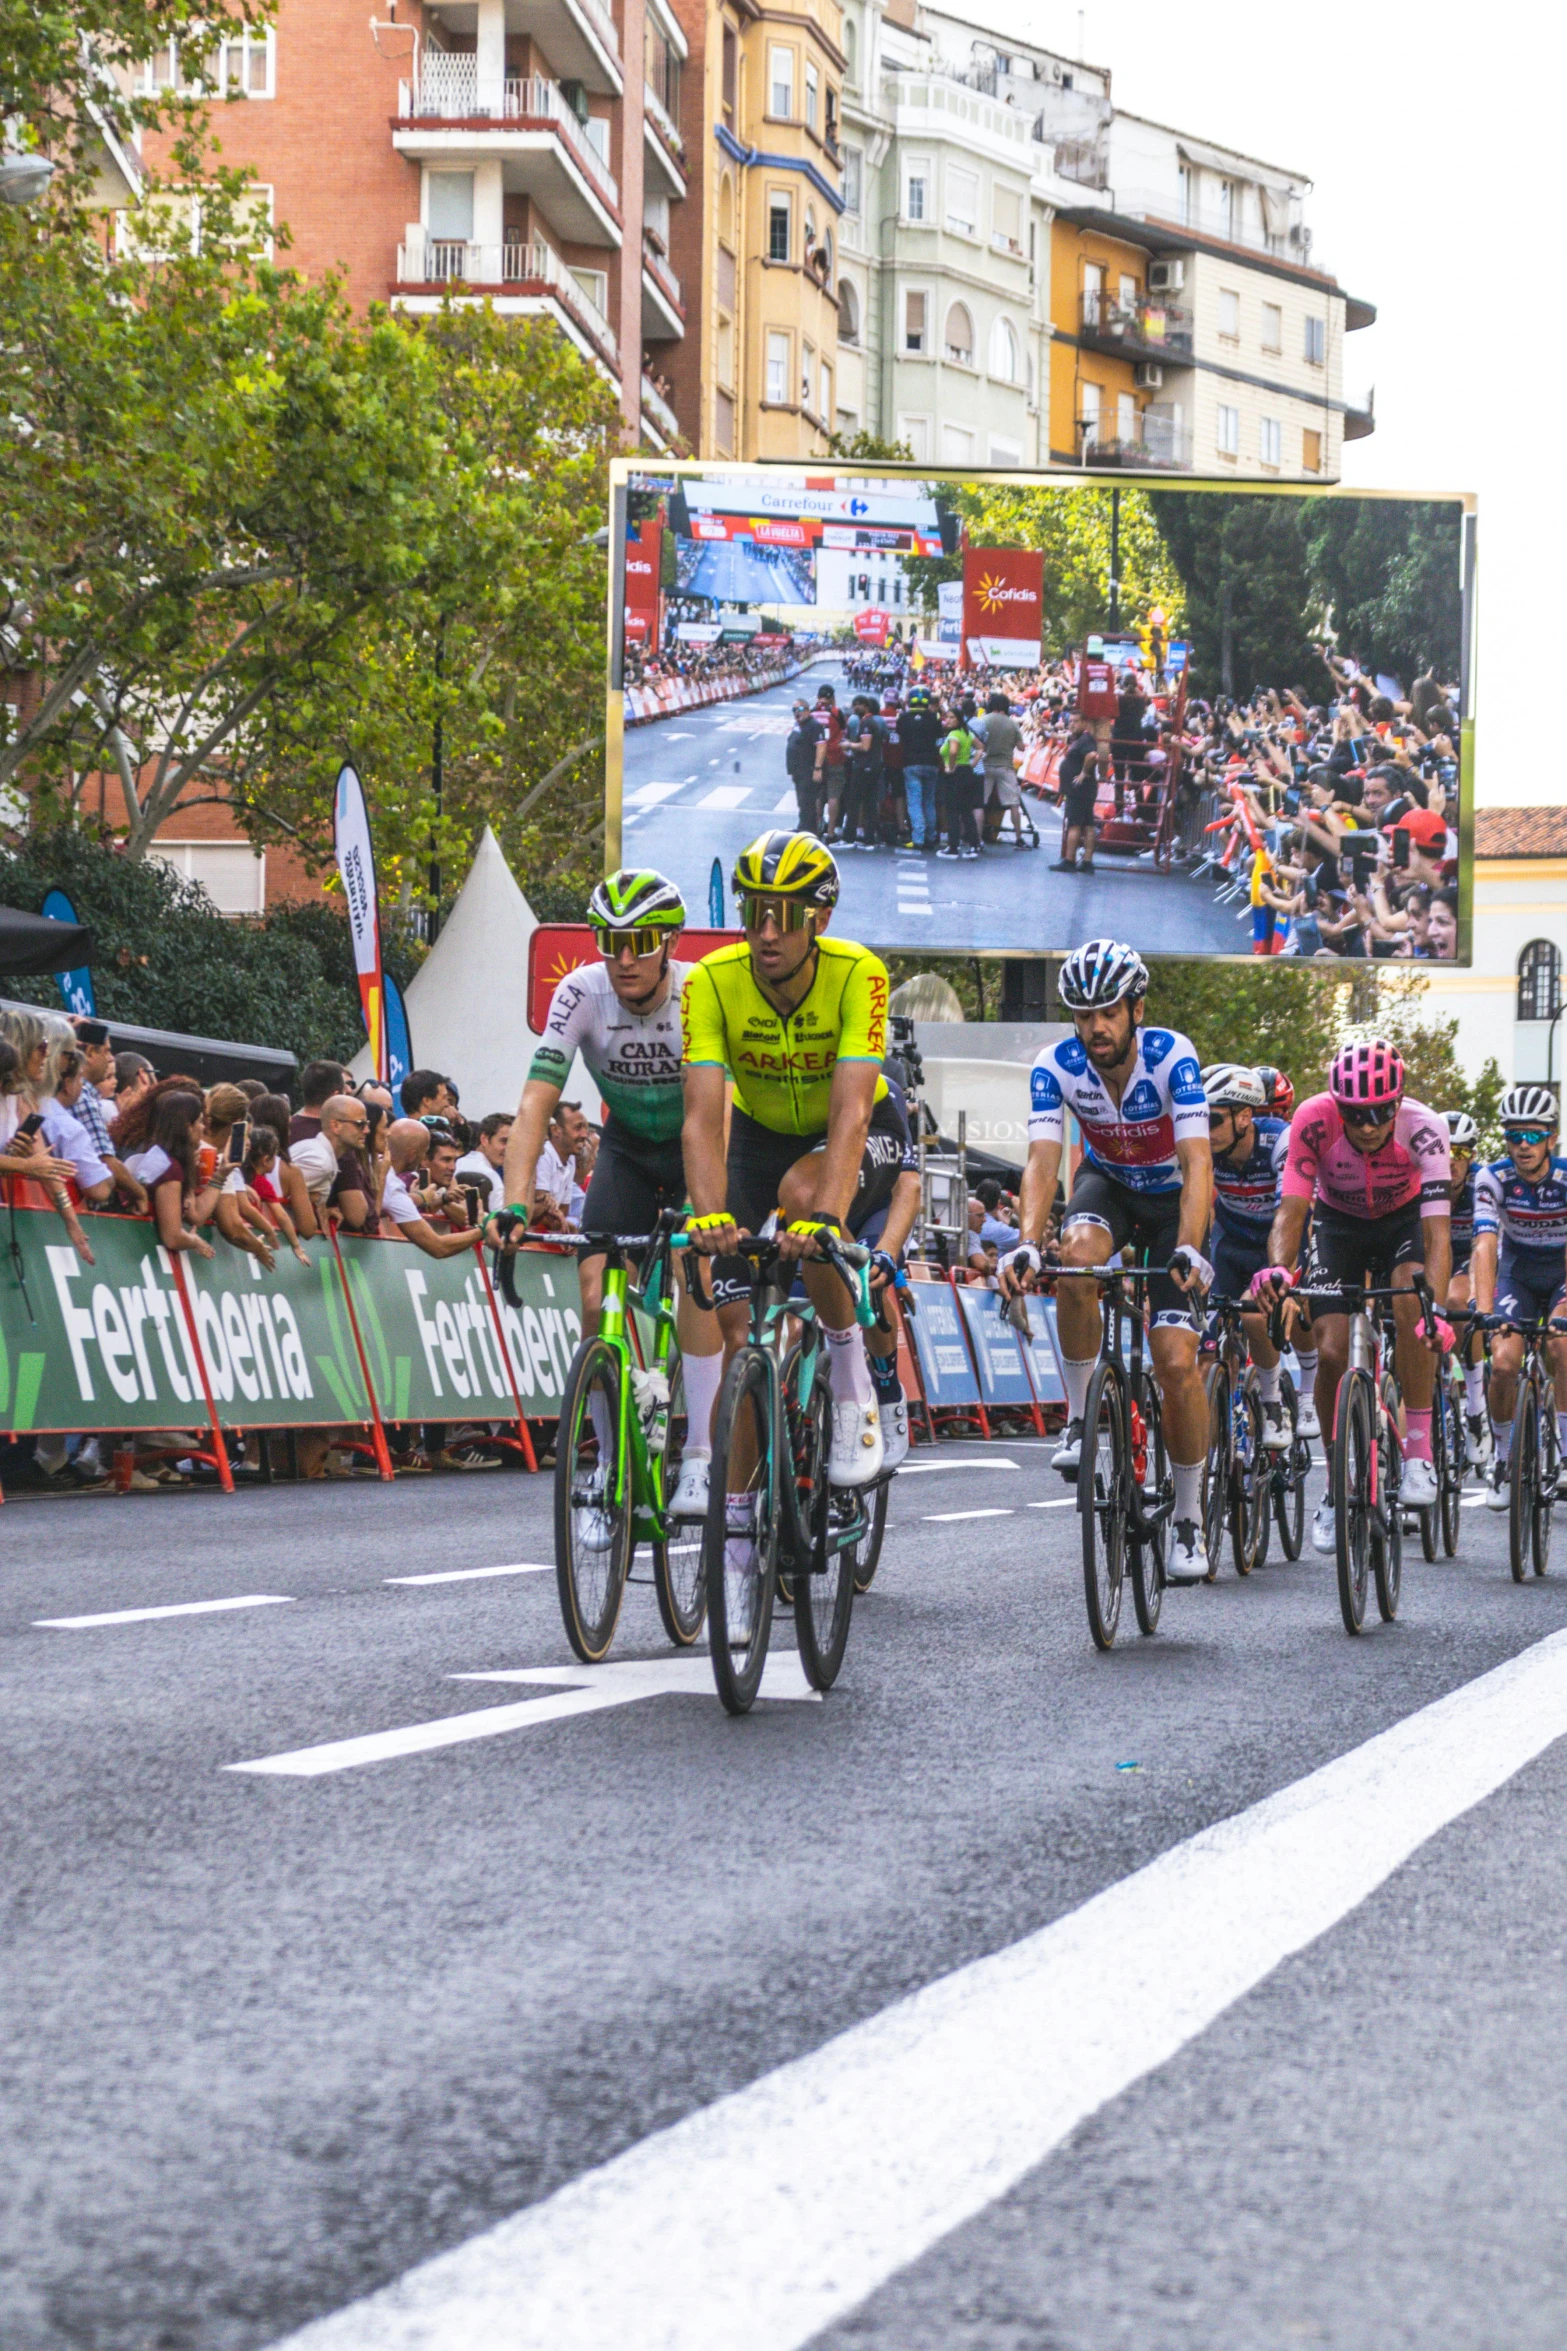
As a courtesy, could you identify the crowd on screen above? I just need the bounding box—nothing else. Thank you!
[623,636,808,696]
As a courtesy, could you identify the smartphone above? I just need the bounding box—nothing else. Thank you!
[14,1111,44,1141]
[228,1121,247,1164]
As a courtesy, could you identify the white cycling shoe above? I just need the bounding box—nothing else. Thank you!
[1296,1394,1322,1441]
[828,1397,884,1487]
[1311,1499,1337,1554]
[1052,1417,1084,1474]
[1485,1462,1510,1512]
[1165,1520,1209,1584]
[1260,1400,1291,1452]
[880,1396,910,1472]
[669,1450,710,1521]
[1401,1456,1439,1509]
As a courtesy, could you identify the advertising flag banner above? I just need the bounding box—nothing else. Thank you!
[937,579,963,643]
[40,888,95,1017]
[962,547,1044,664]
[853,608,891,646]
[384,969,413,1099]
[708,857,724,929]
[333,762,387,1085]
[623,519,662,647]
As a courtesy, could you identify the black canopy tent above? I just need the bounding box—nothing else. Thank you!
[0,901,94,977]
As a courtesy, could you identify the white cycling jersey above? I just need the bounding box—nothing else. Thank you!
[1028,1024,1208,1196]
[528,958,690,1144]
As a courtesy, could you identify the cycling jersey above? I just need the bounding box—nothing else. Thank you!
[1281,1093,1450,1220]
[1211,1114,1288,1242]
[1027,1026,1208,1196]
[681,935,889,1137]
[1474,1154,1567,1257]
[1449,1168,1476,1268]
[528,958,688,1144]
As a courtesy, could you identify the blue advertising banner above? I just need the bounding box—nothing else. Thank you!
[903,1277,981,1408]
[384,970,413,1099]
[954,1284,1035,1407]
[1022,1296,1066,1404]
[40,889,95,1017]
[708,856,724,928]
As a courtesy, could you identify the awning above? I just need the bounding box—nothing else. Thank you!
[0,903,94,978]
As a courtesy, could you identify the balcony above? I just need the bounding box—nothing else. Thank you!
[642,80,687,199]
[641,237,684,340]
[641,374,681,448]
[1069,185,1325,277]
[396,70,620,244]
[394,234,620,374]
[1079,406,1192,471]
[1078,294,1193,363]
[1344,385,1375,441]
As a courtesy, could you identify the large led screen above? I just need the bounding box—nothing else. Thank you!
[609,463,1475,968]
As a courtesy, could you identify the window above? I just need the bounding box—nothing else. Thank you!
[839,277,861,344]
[844,17,857,81]
[1178,161,1194,223]
[427,170,475,241]
[572,267,609,319]
[819,359,832,423]
[897,413,932,461]
[1302,425,1323,474]
[721,28,737,126]
[767,191,792,262]
[987,434,1023,468]
[1217,403,1239,457]
[716,316,734,387]
[1519,941,1562,1023]
[769,44,793,117]
[904,289,927,352]
[714,387,735,454]
[1261,301,1282,353]
[805,61,819,132]
[905,158,930,222]
[1218,178,1236,238]
[945,166,979,237]
[993,185,1022,251]
[1218,287,1240,340]
[1082,261,1102,325]
[1118,272,1138,311]
[1079,380,1101,441]
[220,29,274,95]
[583,114,610,164]
[1260,415,1282,468]
[716,243,736,309]
[766,331,790,406]
[1305,315,1327,365]
[1117,391,1135,441]
[141,29,275,97]
[944,302,974,366]
[842,145,862,214]
[989,314,1018,383]
[801,342,815,411]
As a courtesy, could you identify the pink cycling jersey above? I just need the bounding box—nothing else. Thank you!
[1282,1093,1451,1221]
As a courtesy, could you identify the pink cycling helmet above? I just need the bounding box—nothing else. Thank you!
[1329,1037,1405,1108]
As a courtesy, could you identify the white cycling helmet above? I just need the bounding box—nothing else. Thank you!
[1058,938,1149,1011]
[1500,1084,1558,1129]
[1202,1062,1267,1110]
[1443,1109,1480,1150]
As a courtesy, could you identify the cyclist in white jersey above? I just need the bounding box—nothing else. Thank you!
[1000,938,1215,1582]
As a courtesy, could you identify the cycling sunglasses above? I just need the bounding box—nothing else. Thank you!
[1339,1099,1397,1129]
[739,893,815,934]
[593,924,667,959]
[1504,1124,1555,1149]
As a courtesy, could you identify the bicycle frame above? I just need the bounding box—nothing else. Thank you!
[1091,1264,1175,1548]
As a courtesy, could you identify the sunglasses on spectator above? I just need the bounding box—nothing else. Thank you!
[740,894,814,934]
[593,925,667,959]
[1339,1101,1397,1129]
[1504,1125,1555,1148]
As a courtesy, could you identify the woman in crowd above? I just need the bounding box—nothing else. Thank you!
[118,1089,216,1262]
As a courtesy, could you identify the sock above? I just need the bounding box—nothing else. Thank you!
[1404,1407,1433,1462]
[1464,1363,1485,1414]
[1493,1416,1514,1466]
[825,1322,874,1408]
[868,1345,902,1403]
[588,1389,612,1457]
[1256,1362,1281,1404]
[1172,1458,1203,1523]
[680,1347,723,1456]
[1062,1354,1098,1424]
[1295,1345,1319,1388]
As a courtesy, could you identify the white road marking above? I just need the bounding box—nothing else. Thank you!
[895,1458,1020,1476]
[922,1508,1014,1523]
[385,1564,552,1587]
[773,792,799,813]
[226,1654,818,1779]
[624,781,684,807]
[36,1595,294,1629]
[1028,1498,1078,1509]
[264,1626,1567,2351]
[697,785,751,810]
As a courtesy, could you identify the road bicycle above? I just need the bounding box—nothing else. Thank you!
[1200,1296,1272,1579]
[701,1231,881,1712]
[1481,1310,1567,1583]
[1317,1275,1440,1635]
[500,1213,705,1664]
[1412,1310,1471,1562]
[1069,1261,1175,1649]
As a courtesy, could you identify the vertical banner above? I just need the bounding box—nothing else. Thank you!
[708,857,724,929]
[39,888,95,1017]
[961,547,1044,666]
[384,969,413,1101]
[333,762,387,1085]
[623,518,662,650]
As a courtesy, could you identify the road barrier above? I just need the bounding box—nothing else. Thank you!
[622,654,818,726]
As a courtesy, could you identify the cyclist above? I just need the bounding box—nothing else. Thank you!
[1253,1065,1320,1431]
[1000,939,1216,1584]
[681,830,909,1488]
[1202,1063,1291,1450]
[501,869,722,1519]
[1442,1108,1490,1464]
[1472,1084,1567,1510]
[1256,1040,1450,1552]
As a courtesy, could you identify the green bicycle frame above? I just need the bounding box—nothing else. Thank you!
[598,1232,688,1546]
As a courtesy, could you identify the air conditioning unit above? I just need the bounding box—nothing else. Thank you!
[1133,362,1164,389]
[1148,258,1185,294]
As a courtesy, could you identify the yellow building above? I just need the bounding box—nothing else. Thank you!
[1047,219,1173,468]
[676,0,845,459]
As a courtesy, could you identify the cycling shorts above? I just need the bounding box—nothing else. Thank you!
[1212,1227,1269,1306]
[713,1101,910,1311]
[1495,1247,1567,1333]
[1061,1162,1194,1330]
[1303,1200,1425,1305]
[577,1120,686,1252]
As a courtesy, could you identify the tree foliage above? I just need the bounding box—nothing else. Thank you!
[0,1,270,184]
[903,482,1185,651]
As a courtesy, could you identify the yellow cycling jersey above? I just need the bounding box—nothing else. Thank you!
[681,934,890,1136]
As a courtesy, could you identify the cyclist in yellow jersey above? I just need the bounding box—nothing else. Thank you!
[683,831,911,1488]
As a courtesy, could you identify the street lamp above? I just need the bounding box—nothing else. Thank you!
[0,151,55,206]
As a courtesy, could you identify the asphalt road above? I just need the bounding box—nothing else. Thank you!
[621,659,1232,958]
[6,1436,1567,2350]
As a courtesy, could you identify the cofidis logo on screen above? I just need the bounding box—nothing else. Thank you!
[962,546,1044,648]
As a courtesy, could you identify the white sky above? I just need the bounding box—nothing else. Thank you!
[976,0,1563,804]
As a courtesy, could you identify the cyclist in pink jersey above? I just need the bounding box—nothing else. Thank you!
[1255,1038,1450,1552]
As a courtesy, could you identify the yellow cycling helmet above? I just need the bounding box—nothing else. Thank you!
[731,829,840,909]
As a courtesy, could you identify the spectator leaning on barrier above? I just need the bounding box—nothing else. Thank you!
[120,1091,215,1261]
[381,1119,481,1259]
[69,1019,117,1138]
[252,1091,318,1237]
[109,1053,154,1132]
[239,1123,310,1263]
[40,1041,119,1208]
[455,1113,512,1214]
[289,1095,370,1222]
[0,1035,95,1264]
[537,1098,589,1226]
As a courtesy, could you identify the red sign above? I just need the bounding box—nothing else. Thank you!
[623,518,662,647]
[528,923,741,1035]
[853,608,891,646]
[961,546,1043,651]
[1077,657,1119,720]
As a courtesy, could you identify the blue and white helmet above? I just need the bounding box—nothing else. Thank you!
[1058,938,1149,1011]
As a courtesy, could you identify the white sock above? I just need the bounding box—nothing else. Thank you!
[1063,1354,1098,1423]
[680,1347,723,1455]
[1256,1362,1281,1404]
[1173,1459,1203,1522]
[1295,1346,1319,1387]
[825,1322,874,1408]
[1493,1416,1514,1465]
[1464,1363,1485,1414]
[588,1389,612,1456]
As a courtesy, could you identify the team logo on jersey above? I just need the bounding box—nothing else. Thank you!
[1057,1038,1088,1075]
[1141,1029,1174,1068]
[1121,1079,1160,1121]
[1031,1065,1061,1110]
[1169,1056,1204,1105]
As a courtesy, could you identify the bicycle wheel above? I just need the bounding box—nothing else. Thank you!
[1333,1367,1374,1635]
[1374,1398,1403,1623]
[1231,1374,1267,1576]
[1419,1379,1441,1563]
[1437,1376,1462,1559]
[1509,1377,1539,1585]
[1201,1361,1231,1582]
[851,1478,891,1595]
[1273,1371,1306,1560]
[704,1346,779,1714]
[553,1338,633,1664]
[1532,1372,1556,1577]
[785,1345,856,1692]
[1130,1374,1167,1636]
[1081,1358,1128,1650]
[651,1352,705,1647]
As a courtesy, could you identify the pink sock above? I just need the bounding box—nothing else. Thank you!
[1404,1407,1433,1462]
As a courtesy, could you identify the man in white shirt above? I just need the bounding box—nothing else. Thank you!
[383,1119,483,1259]
[288,1095,366,1212]
[537,1099,590,1224]
[454,1113,512,1214]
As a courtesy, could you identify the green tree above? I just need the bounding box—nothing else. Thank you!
[1297,498,1463,688]
[0,2,270,184]
[827,430,915,462]
[903,481,1184,650]
[1145,490,1324,700]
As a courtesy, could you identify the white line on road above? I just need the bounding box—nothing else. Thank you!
[265,1626,1567,2351]
[894,1458,1019,1476]
[921,1508,1014,1523]
[697,785,750,810]
[385,1564,553,1587]
[624,781,684,807]
[1027,1498,1078,1509]
[773,792,798,813]
[36,1594,295,1629]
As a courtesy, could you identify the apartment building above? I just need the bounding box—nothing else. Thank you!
[138,0,691,448]
[670,0,845,461]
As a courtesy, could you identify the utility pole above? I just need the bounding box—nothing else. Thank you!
[1107,485,1121,631]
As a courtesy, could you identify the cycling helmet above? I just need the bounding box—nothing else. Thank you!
[732,829,840,909]
[907,685,932,709]
[1058,938,1149,1011]
[1328,1037,1404,1108]
[1499,1083,1558,1129]
[1444,1109,1480,1150]
[1201,1062,1267,1110]
[587,868,685,930]
[1255,1064,1295,1120]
